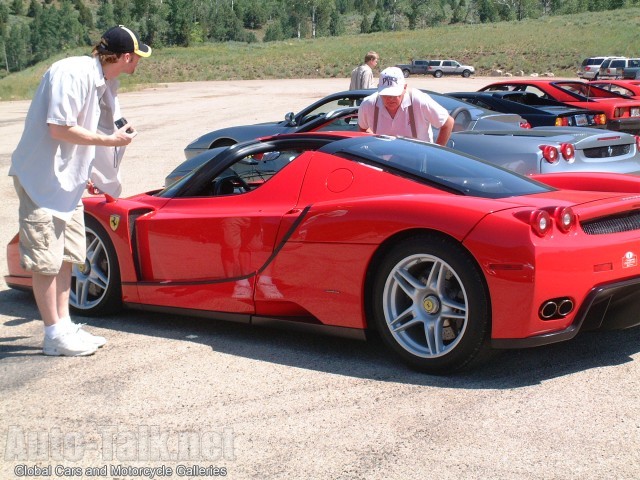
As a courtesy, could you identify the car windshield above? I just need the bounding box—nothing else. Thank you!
[321,136,551,198]
[295,94,367,125]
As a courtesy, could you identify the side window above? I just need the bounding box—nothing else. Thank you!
[196,151,302,197]
[610,86,633,96]
[522,86,547,97]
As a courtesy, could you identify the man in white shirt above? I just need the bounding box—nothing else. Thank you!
[349,51,379,90]
[358,67,454,145]
[9,25,151,356]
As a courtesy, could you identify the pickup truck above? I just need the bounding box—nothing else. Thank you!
[395,60,430,78]
[622,59,640,79]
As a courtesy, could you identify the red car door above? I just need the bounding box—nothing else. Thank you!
[131,151,312,312]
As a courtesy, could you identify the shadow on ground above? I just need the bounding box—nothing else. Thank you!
[2,288,638,389]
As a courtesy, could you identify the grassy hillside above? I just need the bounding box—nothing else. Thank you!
[2,8,640,100]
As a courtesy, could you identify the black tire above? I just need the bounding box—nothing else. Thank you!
[70,215,122,316]
[370,234,490,374]
[402,69,410,78]
[462,70,471,78]
[433,70,443,78]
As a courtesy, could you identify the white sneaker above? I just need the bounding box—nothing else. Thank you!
[71,323,107,348]
[43,330,98,356]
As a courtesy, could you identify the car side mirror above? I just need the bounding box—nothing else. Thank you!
[285,112,296,126]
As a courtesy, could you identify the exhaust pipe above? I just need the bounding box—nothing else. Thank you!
[539,297,575,320]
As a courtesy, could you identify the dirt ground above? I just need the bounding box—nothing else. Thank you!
[1,77,639,480]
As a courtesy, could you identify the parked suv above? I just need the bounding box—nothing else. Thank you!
[599,57,628,79]
[622,58,640,79]
[427,60,475,78]
[578,56,608,80]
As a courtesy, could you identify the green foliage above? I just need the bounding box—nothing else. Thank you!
[11,0,24,16]
[1,1,640,90]
[329,8,345,35]
[96,1,115,31]
[360,12,371,32]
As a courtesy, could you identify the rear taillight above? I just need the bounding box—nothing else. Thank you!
[530,210,552,237]
[594,113,607,125]
[635,135,640,150]
[554,206,576,233]
[539,145,559,164]
[614,107,626,118]
[555,117,569,127]
[520,121,532,129]
[560,143,575,161]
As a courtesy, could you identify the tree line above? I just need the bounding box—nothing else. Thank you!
[0,0,637,75]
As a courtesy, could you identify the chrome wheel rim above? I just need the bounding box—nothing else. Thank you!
[70,228,111,310]
[383,253,468,358]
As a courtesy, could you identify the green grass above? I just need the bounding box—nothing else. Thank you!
[2,8,640,100]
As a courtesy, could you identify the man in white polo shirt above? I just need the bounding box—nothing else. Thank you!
[358,66,454,146]
[9,25,151,356]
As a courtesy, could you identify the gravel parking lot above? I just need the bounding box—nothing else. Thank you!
[1,77,639,480]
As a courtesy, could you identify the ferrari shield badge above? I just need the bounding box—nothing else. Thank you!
[623,251,637,269]
[109,214,120,231]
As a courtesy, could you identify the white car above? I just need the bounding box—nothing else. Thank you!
[578,56,609,80]
[426,60,475,78]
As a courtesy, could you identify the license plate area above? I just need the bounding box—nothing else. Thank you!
[575,114,588,126]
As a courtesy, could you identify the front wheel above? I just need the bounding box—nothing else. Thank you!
[370,235,490,374]
[70,215,122,316]
[462,70,471,78]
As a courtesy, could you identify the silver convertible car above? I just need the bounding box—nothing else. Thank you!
[183,89,528,159]
[171,93,640,185]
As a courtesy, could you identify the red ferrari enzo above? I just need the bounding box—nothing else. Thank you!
[6,133,640,373]
[479,79,640,134]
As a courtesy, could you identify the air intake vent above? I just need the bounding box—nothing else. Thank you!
[582,144,630,159]
[582,211,640,235]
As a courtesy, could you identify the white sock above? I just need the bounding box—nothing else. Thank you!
[44,322,67,339]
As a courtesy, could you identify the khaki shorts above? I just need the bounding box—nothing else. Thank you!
[13,177,86,275]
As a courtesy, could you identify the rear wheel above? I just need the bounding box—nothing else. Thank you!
[70,216,122,316]
[371,235,490,374]
[402,69,410,78]
[433,70,443,78]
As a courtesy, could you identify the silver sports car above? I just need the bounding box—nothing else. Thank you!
[183,89,528,159]
[170,97,640,185]
[446,127,640,176]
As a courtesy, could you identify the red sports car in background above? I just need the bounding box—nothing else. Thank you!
[7,133,640,373]
[591,79,640,99]
[480,79,640,134]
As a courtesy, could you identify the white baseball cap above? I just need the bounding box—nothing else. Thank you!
[378,67,406,96]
